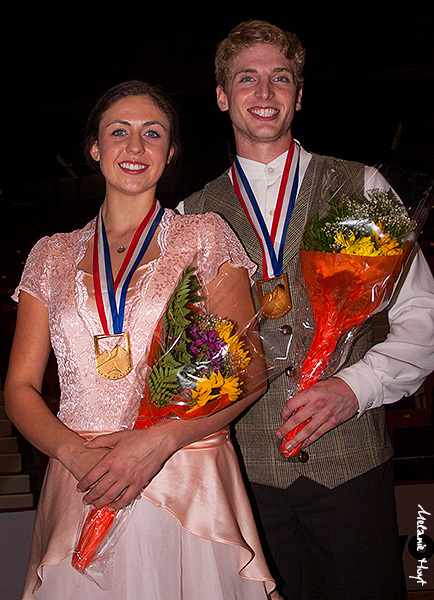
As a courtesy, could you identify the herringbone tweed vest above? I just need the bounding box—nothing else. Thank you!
[184,152,393,489]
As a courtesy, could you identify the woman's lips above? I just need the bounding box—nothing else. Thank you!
[118,161,148,173]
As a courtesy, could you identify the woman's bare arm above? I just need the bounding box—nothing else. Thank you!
[4,291,107,480]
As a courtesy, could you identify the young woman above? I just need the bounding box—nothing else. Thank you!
[4,80,274,599]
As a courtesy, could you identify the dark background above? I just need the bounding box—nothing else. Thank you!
[1,8,433,241]
[0,7,433,382]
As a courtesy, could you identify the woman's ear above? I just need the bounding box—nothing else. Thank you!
[166,146,175,165]
[90,141,100,162]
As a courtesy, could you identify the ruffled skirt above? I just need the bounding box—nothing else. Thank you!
[22,429,275,599]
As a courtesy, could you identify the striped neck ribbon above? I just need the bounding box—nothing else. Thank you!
[93,199,164,335]
[231,142,300,280]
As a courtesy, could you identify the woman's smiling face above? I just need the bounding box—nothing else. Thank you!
[90,95,174,199]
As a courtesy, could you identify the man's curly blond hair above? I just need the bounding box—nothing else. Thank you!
[215,20,306,92]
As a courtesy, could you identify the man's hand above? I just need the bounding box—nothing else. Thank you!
[276,377,359,453]
[76,424,178,510]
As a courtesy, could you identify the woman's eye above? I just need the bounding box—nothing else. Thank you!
[111,128,126,137]
[145,129,160,139]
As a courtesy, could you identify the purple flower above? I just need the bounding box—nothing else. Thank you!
[187,325,225,370]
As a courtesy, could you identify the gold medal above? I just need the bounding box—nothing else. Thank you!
[256,273,292,319]
[94,332,133,380]
[93,201,164,380]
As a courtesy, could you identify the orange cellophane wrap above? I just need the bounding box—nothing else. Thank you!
[73,312,243,572]
[280,247,408,458]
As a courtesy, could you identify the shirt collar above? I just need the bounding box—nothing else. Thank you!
[236,150,288,183]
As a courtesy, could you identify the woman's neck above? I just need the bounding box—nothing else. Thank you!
[101,192,157,237]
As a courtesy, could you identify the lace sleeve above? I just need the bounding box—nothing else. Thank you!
[12,236,52,307]
[196,213,257,286]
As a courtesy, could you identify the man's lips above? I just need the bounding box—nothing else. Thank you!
[118,161,148,173]
[248,107,280,119]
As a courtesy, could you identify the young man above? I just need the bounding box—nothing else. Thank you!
[181,20,434,600]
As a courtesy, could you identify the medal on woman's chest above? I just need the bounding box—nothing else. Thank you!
[231,143,299,319]
[94,332,133,380]
[93,200,164,380]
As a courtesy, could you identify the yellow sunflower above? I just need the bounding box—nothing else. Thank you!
[335,231,382,256]
[215,321,251,370]
[219,375,243,402]
[191,371,242,406]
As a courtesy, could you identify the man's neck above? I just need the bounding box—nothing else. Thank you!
[235,135,294,165]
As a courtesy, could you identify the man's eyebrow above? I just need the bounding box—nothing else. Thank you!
[234,66,292,76]
[233,67,258,75]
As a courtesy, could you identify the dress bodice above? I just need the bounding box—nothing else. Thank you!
[13,209,256,432]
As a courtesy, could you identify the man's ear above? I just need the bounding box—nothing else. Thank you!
[295,87,303,112]
[216,85,229,112]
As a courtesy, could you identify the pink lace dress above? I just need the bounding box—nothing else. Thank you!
[13,210,274,599]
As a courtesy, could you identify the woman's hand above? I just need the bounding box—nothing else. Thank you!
[76,424,178,510]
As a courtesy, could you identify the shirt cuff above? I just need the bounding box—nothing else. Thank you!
[335,362,384,416]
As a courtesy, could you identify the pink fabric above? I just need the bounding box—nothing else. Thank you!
[13,210,257,432]
[14,210,274,598]
[37,499,270,600]
[24,431,274,598]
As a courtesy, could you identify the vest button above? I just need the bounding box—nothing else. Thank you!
[285,366,297,377]
[298,450,309,463]
[279,324,293,336]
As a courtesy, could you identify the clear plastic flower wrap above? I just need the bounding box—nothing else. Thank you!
[72,264,279,582]
[72,497,138,585]
[279,165,434,458]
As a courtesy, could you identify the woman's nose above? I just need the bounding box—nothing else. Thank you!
[126,132,145,153]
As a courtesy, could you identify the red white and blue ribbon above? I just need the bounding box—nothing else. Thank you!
[231,142,300,280]
[93,199,164,335]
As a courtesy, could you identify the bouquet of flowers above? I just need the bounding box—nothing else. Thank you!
[280,180,431,458]
[73,267,255,575]
[135,267,251,426]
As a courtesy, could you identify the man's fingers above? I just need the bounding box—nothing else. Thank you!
[77,464,108,493]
